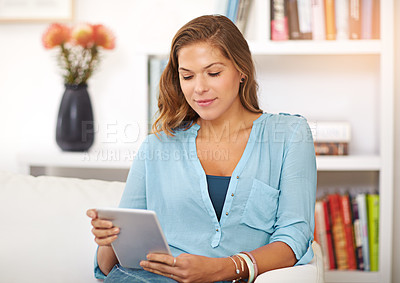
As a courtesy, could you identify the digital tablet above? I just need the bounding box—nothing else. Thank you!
[96,207,171,269]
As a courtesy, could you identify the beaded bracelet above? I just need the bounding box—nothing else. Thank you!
[236,253,255,283]
[240,251,258,280]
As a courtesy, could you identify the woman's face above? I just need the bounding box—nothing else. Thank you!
[177,41,243,122]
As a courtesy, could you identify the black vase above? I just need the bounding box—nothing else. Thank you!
[56,84,94,151]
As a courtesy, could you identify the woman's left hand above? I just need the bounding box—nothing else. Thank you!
[140,253,219,283]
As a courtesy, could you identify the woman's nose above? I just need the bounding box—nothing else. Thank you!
[194,76,209,94]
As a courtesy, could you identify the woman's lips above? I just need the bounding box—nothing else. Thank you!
[195,98,217,107]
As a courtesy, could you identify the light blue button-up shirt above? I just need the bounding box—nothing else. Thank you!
[94,112,317,279]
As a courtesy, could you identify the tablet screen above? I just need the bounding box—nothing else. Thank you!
[97,207,171,269]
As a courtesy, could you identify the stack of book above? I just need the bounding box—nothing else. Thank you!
[308,121,351,155]
[271,0,380,41]
[314,193,379,271]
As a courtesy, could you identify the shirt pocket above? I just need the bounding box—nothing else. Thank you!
[240,179,280,234]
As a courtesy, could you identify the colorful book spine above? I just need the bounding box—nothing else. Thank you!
[270,0,289,40]
[315,200,331,270]
[287,0,301,40]
[361,0,373,39]
[351,196,365,270]
[235,0,254,35]
[335,0,350,40]
[371,0,380,39]
[328,194,349,269]
[323,199,336,269]
[311,0,326,40]
[340,194,357,269]
[297,0,313,39]
[324,0,336,40]
[356,193,370,271]
[367,194,379,271]
[349,0,362,39]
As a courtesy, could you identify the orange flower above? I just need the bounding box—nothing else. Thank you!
[92,24,116,50]
[71,23,94,48]
[42,23,70,49]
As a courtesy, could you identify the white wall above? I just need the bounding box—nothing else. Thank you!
[0,0,399,281]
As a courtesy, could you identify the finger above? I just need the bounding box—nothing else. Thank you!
[147,253,175,266]
[86,209,97,219]
[95,235,118,246]
[92,227,120,238]
[91,218,114,229]
[140,260,176,275]
[141,267,181,282]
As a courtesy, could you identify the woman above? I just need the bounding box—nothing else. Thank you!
[87,15,316,283]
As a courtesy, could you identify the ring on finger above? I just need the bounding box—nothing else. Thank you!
[170,274,174,278]
[172,257,176,267]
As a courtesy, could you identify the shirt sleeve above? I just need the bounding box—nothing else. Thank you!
[269,117,317,265]
[118,136,148,209]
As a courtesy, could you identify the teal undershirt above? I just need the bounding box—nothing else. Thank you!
[206,175,231,221]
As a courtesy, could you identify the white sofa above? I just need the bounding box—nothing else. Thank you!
[0,171,323,283]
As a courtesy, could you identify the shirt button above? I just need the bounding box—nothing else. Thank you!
[231,193,234,197]
[226,212,229,216]
[216,228,219,232]
[236,176,239,179]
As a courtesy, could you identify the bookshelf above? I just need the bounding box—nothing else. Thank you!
[139,1,394,282]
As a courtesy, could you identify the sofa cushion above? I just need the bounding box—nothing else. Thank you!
[0,171,124,283]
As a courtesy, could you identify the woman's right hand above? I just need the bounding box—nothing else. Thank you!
[87,208,120,246]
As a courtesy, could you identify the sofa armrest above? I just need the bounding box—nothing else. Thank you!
[255,242,324,283]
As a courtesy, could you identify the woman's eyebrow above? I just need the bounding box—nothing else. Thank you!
[178,62,225,72]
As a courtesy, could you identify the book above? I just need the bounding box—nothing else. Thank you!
[270,0,289,40]
[297,0,313,39]
[351,196,365,270]
[311,0,326,40]
[340,194,357,269]
[371,0,380,39]
[226,0,240,23]
[356,193,370,271]
[367,194,379,271]
[335,0,350,40]
[323,199,336,269]
[361,0,373,39]
[287,0,301,39]
[324,0,336,40]
[328,194,349,269]
[314,142,348,155]
[315,200,332,270]
[349,0,362,39]
[235,0,254,35]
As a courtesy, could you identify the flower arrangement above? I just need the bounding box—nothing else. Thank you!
[42,23,116,85]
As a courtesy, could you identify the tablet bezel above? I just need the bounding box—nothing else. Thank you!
[96,207,171,269]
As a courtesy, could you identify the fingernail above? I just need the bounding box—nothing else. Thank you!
[113,228,119,233]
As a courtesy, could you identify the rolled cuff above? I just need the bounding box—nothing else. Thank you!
[269,226,314,266]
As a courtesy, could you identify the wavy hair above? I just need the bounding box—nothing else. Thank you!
[152,15,262,136]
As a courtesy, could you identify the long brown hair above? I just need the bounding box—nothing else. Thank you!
[152,15,262,136]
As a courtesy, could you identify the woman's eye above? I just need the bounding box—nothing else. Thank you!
[182,75,193,80]
[209,72,221,77]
